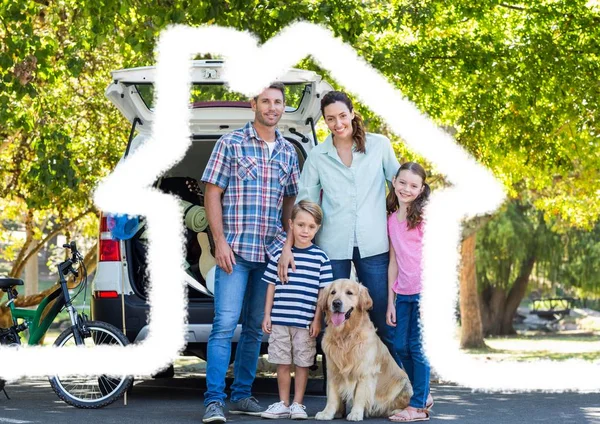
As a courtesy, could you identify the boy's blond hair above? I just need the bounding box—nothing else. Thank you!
[291,200,323,225]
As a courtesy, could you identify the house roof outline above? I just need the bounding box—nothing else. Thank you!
[8,22,575,391]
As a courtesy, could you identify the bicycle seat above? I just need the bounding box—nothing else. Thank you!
[0,278,24,290]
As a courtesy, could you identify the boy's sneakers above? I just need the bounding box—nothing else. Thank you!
[229,396,264,416]
[202,402,226,423]
[261,401,291,419]
[290,402,308,420]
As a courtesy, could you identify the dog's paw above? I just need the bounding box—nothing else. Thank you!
[346,410,364,421]
[316,410,336,421]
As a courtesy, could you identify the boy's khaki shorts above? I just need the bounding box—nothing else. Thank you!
[268,325,316,367]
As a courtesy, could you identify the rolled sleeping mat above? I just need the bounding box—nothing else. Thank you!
[180,200,208,232]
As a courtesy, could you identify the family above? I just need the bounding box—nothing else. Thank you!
[201,83,432,423]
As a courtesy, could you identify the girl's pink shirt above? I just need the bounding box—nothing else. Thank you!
[388,211,424,295]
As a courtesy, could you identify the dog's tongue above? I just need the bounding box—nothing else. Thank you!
[331,312,346,327]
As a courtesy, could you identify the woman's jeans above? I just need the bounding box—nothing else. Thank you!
[203,254,267,406]
[329,247,396,359]
[394,294,430,409]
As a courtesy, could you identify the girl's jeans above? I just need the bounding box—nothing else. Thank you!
[394,293,430,409]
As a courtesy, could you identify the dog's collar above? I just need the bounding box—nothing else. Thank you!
[345,307,354,320]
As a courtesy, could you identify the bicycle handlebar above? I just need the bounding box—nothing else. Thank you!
[59,241,84,279]
[62,241,83,264]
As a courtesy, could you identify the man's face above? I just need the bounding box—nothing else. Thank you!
[251,87,285,128]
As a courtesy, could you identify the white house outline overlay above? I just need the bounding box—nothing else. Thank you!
[1,22,598,391]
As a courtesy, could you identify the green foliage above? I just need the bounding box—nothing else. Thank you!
[1,0,598,278]
[477,201,546,289]
[559,221,600,296]
[477,199,600,296]
[361,1,600,228]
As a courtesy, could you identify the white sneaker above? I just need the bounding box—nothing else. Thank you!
[290,402,308,420]
[261,401,291,419]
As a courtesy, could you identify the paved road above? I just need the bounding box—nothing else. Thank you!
[0,377,599,424]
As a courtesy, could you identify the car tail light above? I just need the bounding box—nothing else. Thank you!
[94,290,119,299]
[99,214,121,261]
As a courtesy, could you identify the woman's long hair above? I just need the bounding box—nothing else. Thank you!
[320,91,366,153]
[386,162,431,230]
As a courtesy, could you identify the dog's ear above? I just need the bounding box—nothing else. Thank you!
[358,284,373,311]
[318,283,333,313]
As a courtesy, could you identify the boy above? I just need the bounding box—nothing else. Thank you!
[261,201,333,420]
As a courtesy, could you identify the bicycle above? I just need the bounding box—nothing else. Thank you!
[0,241,133,408]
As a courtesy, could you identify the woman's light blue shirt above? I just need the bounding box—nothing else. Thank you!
[297,133,400,260]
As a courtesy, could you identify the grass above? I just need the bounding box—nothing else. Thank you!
[464,332,600,362]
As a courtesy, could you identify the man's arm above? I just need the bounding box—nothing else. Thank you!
[205,182,236,274]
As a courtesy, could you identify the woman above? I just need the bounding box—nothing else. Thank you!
[278,90,400,353]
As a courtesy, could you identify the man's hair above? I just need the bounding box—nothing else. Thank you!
[253,82,286,103]
[291,200,323,226]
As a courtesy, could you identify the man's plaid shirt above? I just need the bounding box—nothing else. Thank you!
[201,122,300,263]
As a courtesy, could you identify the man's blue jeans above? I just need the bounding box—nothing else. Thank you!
[394,294,430,409]
[329,247,395,358]
[203,254,267,406]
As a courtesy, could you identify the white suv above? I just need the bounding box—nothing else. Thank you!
[91,60,332,361]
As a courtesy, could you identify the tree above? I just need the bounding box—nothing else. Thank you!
[476,200,556,335]
[459,225,486,347]
[1,1,598,344]
[0,1,138,279]
[476,199,600,336]
[358,1,600,345]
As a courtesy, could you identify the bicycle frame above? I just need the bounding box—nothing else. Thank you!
[6,252,81,346]
[7,287,66,346]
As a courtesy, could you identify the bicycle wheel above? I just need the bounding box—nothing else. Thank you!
[48,320,133,408]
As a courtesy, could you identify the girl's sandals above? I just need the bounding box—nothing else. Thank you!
[389,408,430,422]
[426,394,434,411]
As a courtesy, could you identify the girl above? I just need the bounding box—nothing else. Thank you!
[385,162,433,422]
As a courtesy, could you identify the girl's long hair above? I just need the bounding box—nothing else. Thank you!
[386,162,431,230]
[320,91,366,153]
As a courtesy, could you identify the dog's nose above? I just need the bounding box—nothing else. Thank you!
[332,299,342,311]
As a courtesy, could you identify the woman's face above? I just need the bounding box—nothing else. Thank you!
[323,101,355,140]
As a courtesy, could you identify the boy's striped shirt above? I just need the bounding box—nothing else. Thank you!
[262,244,333,328]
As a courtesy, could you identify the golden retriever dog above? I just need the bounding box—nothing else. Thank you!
[315,279,413,421]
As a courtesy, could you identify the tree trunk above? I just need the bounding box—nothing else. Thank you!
[459,232,486,349]
[500,254,536,334]
[24,245,39,296]
[24,211,39,296]
[480,284,507,336]
[11,209,35,278]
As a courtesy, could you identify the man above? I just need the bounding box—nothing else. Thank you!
[201,82,299,423]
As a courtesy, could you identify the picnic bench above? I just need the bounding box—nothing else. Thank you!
[529,297,576,330]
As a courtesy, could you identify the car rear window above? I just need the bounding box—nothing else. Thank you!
[134,83,309,112]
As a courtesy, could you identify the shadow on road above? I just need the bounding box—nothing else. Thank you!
[1,377,599,423]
